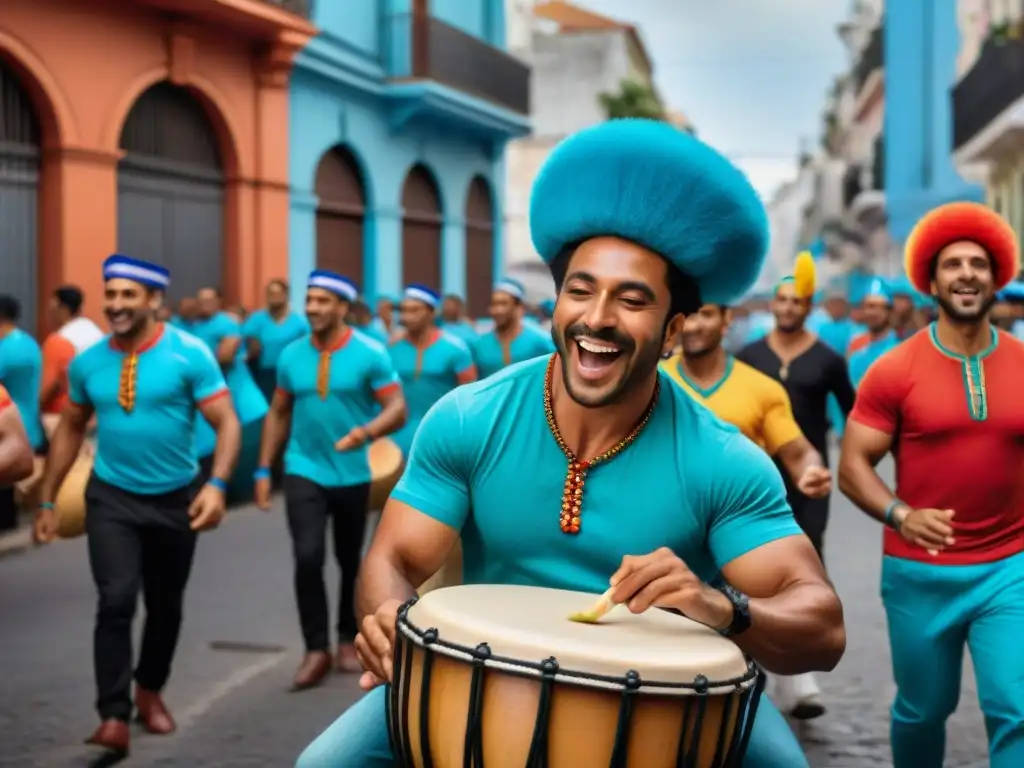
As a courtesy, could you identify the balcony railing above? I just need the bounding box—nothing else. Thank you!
[853,23,883,94]
[953,35,1024,149]
[258,0,310,18]
[386,13,530,115]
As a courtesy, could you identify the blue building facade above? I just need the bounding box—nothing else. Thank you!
[884,0,982,245]
[289,0,530,316]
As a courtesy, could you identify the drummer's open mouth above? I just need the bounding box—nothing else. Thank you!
[574,337,624,377]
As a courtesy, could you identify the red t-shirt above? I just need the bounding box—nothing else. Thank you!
[851,325,1024,564]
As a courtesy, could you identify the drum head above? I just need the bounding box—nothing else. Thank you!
[403,585,751,690]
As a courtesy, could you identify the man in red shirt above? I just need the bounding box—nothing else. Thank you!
[839,201,1024,768]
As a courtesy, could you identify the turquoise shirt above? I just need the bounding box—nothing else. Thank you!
[848,330,899,388]
[0,329,43,450]
[814,317,856,356]
[68,326,227,494]
[392,357,801,588]
[440,319,477,346]
[241,309,308,370]
[356,323,388,344]
[278,329,400,488]
[472,324,554,379]
[169,315,193,332]
[388,330,475,455]
[191,312,268,457]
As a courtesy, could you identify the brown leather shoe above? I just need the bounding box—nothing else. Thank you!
[85,719,130,754]
[292,651,331,691]
[335,643,362,674]
[134,687,176,735]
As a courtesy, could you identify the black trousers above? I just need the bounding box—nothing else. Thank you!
[284,475,370,651]
[85,474,201,721]
[0,485,16,532]
[790,491,829,564]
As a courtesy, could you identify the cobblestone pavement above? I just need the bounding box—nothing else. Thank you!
[0,458,991,766]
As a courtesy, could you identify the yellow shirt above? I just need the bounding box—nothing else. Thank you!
[660,354,802,454]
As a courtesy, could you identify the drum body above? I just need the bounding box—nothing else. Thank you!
[369,438,404,510]
[389,585,764,768]
[55,455,92,539]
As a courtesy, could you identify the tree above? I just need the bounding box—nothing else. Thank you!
[598,79,666,121]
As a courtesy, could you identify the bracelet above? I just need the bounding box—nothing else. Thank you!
[208,477,228,492]
[884,499,905,531]
[39,501,54,510]
[253,467,271,481]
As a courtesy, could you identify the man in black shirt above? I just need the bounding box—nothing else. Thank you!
[737,273,855,720]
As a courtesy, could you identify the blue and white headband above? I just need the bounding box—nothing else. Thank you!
[404,284,439,308]
[494,278,525,300]
[308,270,358,302]
[102,254,170,290]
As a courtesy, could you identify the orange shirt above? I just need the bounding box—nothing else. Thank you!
[0,384,10,410]
[40,318,104,414]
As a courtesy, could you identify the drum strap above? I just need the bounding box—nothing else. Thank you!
[463,644,491,767]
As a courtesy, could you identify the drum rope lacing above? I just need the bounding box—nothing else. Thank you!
[543,356,660,534]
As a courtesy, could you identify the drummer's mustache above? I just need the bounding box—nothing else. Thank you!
[564,323,634,353]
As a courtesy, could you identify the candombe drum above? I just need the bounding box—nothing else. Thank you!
[54,453,92,539]
[368,438,404,511]
[388,585,765,768]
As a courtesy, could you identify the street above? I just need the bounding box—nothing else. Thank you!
[0,458,990,767]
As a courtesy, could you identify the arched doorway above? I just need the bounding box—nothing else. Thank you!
[401,165,442,292]
[464,176,494,318]
[117,81,224,301]
[0,59,41,329]
[314,146,366,286]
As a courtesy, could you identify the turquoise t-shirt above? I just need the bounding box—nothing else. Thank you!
[440,320,478,346]
[169,315,193,333]
[388,331,475,456]
[241,309,308,370]
[472,324,555,379]
[392,357,802,589]
[278,329,401,488]
[68,326,227,494]
[0,328,44,450]
[848,330,899,388]
[191,313,268,456]
[815,317,856,356]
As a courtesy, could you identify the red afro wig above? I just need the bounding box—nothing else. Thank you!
[904,202,1019,294]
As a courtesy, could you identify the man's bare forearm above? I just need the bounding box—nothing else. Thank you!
[209,415,241,482]
[838,453,894,523]
[0,434,33,484]
[365,399,406,440]
[731,582,846,675]
[257,410,290,468]
[39,422,86,503]
[355,551,418,624]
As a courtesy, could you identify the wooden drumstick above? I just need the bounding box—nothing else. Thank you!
[568,588,617,624]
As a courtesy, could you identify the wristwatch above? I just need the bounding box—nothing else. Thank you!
[716,584,751,637]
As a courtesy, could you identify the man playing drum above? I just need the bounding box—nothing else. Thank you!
[32,254,242,757]
[839,202,1024,768]
[297,121,846,768]
[0,384,35,485]
[255,270,407,689]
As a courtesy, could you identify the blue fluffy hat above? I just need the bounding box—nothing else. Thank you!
[529,119,769,305]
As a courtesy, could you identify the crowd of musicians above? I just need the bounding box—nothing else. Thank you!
[0,120,1022,767]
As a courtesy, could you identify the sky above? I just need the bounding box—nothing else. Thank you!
[575,0,851,199]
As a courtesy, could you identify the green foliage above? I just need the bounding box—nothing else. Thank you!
[598,80,666,121]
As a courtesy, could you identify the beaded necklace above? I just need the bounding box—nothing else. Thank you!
[543,356,659,534]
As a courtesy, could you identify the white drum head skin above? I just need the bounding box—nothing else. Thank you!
[403,585,751,688]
